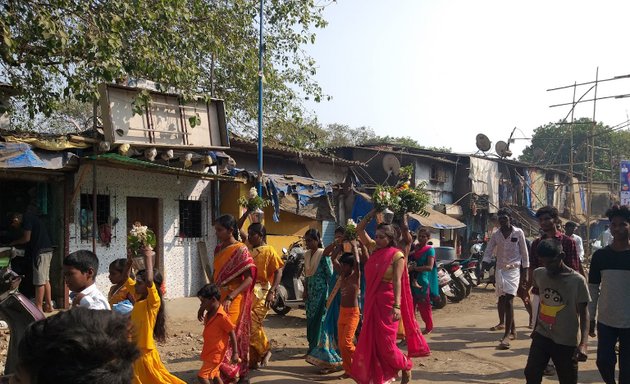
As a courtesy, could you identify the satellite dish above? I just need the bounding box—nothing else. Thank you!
[382,154,401,176]
[495,141,513,158]
[476,133,492,152]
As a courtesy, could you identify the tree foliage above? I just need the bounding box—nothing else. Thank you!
[1,0,328,128]
[519,118,630,181]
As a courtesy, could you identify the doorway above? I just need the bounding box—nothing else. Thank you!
[127,197,161,270]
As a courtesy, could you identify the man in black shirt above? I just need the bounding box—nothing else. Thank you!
[9,212,53,312]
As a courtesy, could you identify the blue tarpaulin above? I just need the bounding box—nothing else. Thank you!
[0,142,45,168]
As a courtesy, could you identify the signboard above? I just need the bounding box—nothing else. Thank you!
[620,160,630,205]
[99,84,229,149]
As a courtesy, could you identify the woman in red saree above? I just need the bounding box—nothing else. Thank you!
[351,211,430,384]
[206,214,257,384]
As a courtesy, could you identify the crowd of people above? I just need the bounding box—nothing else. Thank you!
[4,203,629,384]
[482,205,629,384]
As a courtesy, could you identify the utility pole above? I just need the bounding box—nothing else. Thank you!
[547,68,630,259]
[586,68,599,259]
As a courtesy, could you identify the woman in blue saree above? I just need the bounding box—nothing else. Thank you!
[303,229,332,355]
[305,228,343,372]
[408,227,439,334]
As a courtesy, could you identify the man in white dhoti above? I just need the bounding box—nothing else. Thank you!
[483,208,530,350]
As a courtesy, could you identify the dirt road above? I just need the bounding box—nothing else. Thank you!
[162,286,603,383]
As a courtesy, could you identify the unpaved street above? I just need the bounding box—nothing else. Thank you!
[162,285,603,383]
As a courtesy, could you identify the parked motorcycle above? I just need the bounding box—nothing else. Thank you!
[441,260,469,301]
[270,240,306,316]
[434,264,453,309]
[456,255,480,293]
[0,266,45,376]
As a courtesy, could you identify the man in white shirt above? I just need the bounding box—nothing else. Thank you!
[483,208,530,350]
[564,221,585,262]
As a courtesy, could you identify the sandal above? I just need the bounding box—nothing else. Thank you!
[490,324,505,331]
[509,332,517,340]
[497,340,510,350]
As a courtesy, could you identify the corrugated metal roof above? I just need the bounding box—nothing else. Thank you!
[89,153,243,182]
[229,136,365,167]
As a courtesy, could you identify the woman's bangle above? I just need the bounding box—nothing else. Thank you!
[392,304,401,309]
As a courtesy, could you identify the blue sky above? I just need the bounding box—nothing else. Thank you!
[306,0,630,157]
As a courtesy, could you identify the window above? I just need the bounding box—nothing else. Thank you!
[430,165,447,183]
[179,200,202,238]
[80,194,110,240]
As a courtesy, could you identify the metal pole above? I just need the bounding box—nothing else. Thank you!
[92,101,98,253]
[257,0,264,196]
[586,68,599,259]
[569,82,576,219]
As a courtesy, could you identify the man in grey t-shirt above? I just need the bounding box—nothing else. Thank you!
[524,239,590,384]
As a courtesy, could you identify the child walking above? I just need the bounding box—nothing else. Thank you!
[63,250,110,310]
[108,257,135,309]
[197,283,240,384]
[127,249,185,384]
[524,239,590,384]
[333,241,361,379]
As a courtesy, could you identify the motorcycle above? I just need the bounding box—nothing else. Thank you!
[0,264,45,377]
[433,265,452,309]
[270,240,306,316]
[456,255,480,293]
[440,260,469,301]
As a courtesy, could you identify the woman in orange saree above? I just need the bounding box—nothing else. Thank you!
[209,214,257,384]
[351,214,430,384]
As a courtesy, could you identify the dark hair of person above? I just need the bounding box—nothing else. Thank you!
[535,205,559,219]
[339,252,355,267]
[135,268,166,343]
[248,223,267,242]
[17,307,139,384]
[109,258,127,273]
[197,283,221,301]
[565,221,577,229]
[497,207,512,218]
[537,238,563,259]
[304,228,323,248]
[64,250,99,275]
[416,227,430,237]
[376,223,396,247]
[216,214,239,240]
[605,204,630,223]
[334,226,345,235]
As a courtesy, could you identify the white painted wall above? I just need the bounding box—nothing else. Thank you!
[68,165,216,298]
[414,161,455,204]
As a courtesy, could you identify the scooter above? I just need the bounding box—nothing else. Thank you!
[270,240,306,316]
[0,265,45,376]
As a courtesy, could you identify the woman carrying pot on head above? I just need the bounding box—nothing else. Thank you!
[302,228,333,356]
[204,214,256,383]
[245,223,284,369]
[351,210,430,384]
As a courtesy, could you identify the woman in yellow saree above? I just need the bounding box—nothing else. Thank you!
[246,223,284,369]
[206,214,257,384]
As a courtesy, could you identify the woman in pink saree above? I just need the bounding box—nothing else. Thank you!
[351,211,430,384]
[207,214,257,384]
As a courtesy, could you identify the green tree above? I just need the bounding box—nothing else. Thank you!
[1,0,328,128]
[519,118,630,181]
